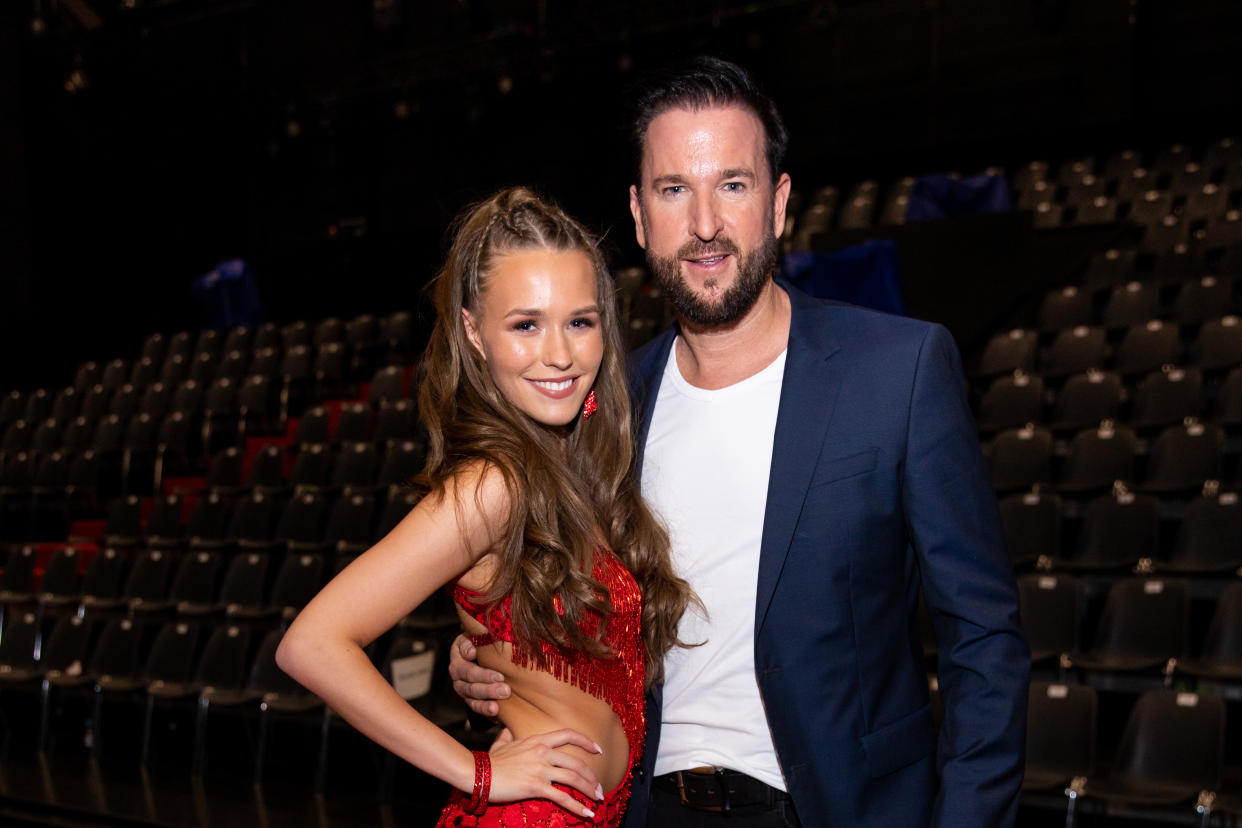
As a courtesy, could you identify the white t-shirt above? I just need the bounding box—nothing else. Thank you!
[642,340,787,790]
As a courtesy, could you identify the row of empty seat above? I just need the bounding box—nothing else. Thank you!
[1014,142,1242,192]
[0,607,456,782]
[977,317,1242,380]
[130,314,419,379]
[1,544,334,625]
[1082,245,1241,290]
[979,366,1242,434]
[1019,574,1242,675]
[0,388,421,458]
[0,362,418,460]
[1020,682,1233,823]
[0,424,428,543]
[1027,197,1241,238]
[786,138,1241,240]
[1038,276,1242,332]
[1017,173,1239,215]
[1002,485,1242,572]
[101,484,422,558]
[988,421,1234,496]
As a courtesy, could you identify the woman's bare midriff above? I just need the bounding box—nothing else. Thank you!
[457,609,632,792]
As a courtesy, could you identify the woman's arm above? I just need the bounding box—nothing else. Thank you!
[276,464,603,814]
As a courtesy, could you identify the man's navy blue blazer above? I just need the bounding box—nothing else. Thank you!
[623,282,1029,827]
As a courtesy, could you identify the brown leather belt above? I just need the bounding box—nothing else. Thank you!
[653,766,791,813]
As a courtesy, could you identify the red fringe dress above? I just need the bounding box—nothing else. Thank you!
[436,551,645,827]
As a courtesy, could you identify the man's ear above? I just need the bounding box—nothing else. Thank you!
[772,172,792,239]
[461,309,485,359]
[629,185,647,250]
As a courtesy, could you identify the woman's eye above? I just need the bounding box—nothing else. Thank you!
[512,320,537,332]
[571,317,597,329]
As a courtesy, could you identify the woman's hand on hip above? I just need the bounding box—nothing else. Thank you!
[489,727,606,817]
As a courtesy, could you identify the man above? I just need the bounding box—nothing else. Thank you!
[451,56,1029,826]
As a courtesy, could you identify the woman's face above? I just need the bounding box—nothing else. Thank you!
[463,247,604,428]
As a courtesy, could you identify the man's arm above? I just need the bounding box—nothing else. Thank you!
[901,324,1030,827]
[448,634,513,717]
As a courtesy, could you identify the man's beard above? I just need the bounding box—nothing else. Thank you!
[643,218,779,328]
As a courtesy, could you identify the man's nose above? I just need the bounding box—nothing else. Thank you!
[691,192,721,241]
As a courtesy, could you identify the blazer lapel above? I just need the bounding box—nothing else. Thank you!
[629,327,678,481]
[754,288,844,634]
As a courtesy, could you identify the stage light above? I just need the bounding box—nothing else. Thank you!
[497,74,513,95]
[285,120,301,137]
[393,100,411,120]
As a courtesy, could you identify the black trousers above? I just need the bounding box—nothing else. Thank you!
[645,784,802,827]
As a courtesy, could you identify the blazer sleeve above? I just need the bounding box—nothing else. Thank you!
[900,323,1029,827]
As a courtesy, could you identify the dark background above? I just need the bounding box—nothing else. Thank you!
[2,0,1240,390]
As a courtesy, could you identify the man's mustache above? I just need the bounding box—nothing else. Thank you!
[677,238,740,260]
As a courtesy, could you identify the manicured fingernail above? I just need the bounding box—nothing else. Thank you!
[595,784,604,800]
[583,809,594,818]
[594,743,603,754]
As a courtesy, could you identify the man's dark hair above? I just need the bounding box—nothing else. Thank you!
[630,56,789,188]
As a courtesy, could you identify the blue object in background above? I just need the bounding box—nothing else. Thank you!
[191,258,265,330]
[782,239,905,316]
[905,173,1012,223]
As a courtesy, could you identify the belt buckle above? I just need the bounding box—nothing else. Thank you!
[675,766,729,812]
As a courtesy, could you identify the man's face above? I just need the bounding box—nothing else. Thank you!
[629,105,791,327]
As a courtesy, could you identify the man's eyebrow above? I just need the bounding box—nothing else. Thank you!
[651,174,687,189]
[651,170,756,188]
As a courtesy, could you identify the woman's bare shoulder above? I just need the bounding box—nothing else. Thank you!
[419,459,517,591]
[435,458,515,527]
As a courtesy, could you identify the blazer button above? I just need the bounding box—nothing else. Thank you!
[633,765,647,783]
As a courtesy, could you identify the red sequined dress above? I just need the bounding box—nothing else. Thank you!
[436,551,645,827]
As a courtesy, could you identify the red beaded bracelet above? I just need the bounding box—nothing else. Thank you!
[465,750,491,815]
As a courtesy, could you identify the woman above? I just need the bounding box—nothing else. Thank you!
[277,187,693,826]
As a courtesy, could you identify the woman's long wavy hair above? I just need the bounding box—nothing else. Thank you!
[416,186,692,687]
